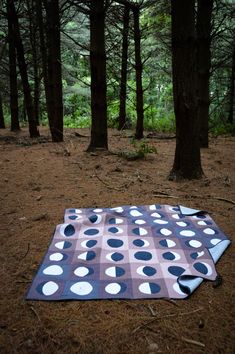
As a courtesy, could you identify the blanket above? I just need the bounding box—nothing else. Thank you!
[26,204,230,300]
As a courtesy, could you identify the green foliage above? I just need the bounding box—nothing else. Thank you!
[210,113,235,136]
[131,138,158,154]
[64,114,91,128]
[118,138,157,160]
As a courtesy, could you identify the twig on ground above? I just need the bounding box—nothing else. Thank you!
[94,173,134,192]
[153,192,235,205]
[132,307,203,333]
[20,242,30,260]
[153,194,179,199]
[147,304,157,316]
[181,337,205,348]
[30,306,41,322]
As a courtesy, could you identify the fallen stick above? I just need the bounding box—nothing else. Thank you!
[132,307,203,333]
[181,337,205,348]
[153,192,235,205]
[20,242,30,260]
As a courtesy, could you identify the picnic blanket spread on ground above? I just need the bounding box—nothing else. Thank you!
[26,204,230,300]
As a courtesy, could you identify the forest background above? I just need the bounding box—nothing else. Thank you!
[0,0,234,157]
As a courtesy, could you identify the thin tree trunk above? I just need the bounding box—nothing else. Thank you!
[87,0,108,151]
[196,0,213,148]
[169,0,203,180]
[7,0,20,132]
[228,46,235,124]
[28,0,40,126]
[8,0,39,138]
[0,94,5,129]
[44,0,63,142]
[118,5,130,131]
[36,0,53,131]
[134,7,144,140]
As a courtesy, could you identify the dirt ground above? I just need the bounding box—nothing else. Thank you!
[0,127,234,354]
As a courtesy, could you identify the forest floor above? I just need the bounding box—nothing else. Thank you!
[0,127,234,354]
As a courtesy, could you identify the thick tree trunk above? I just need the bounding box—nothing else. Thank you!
[45,0,63,142]
[0,94,5,129]
[169,0,203,180]
[196,0,213,148]
[118,6,130,131]
[87,0,108,151]
[7,1,20,132]
[8,0,39,138]
[134,7,144,140]
[228,46,235,124]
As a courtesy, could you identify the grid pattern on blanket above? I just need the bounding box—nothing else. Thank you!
[26,204,230,300]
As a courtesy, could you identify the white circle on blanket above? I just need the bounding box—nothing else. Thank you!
[151,212,161,218]
[114,218,123,224]
[160,228,172,236]
[154,219,168,224]
[203,228,215,235]
[139,282,151,294]
[74,267,90,277]
[197,220,207,226]
[149,205,157,210]
[130,210,143,217]
[135,219,146,225]
[188,240,202,248]
[139,228,148,236]
[210,238,221,245]
[105,283,121,294]
[55,241,65,250]
[160,239,176,248]
[43,265,63,276]
[70,282,93,295]
[49,253,63,261]
[176,221,187,227]
[173,282,186,296]
[42,281,59,296]
[110,207,123,213]
[172,214,180,219]
[180,230,195,237]
[93,208,103,213]
[130,206,137,209]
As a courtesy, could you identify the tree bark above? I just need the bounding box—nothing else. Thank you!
[228,46,235,124]
[28,0,40,126]
[169,0,203,180]
[0,94,5,129]
[8,0,39,138]
[45,0,63,142]
[196,0,213,148]
[87,0,108,151]
[36,0,53,131]
[7,0,20,132]
[118,6,130,130]
[134,7,144,140]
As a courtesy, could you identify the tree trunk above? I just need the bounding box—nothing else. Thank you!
[134,7,144,140]
[87,0,108,151]
[228,46,235,124]
[169,0,203,180]
[0,94,5,129]
[45,0,63,142]
[28,0,40,126]
[36,0,53,131]
[118,6,130,131]
[196,0,213,148]
[7,0,20,132]
[8,0,39,138]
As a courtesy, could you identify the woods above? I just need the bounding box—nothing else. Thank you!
[0,0,234,179]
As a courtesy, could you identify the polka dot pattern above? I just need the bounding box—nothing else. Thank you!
[27,204,230,301]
